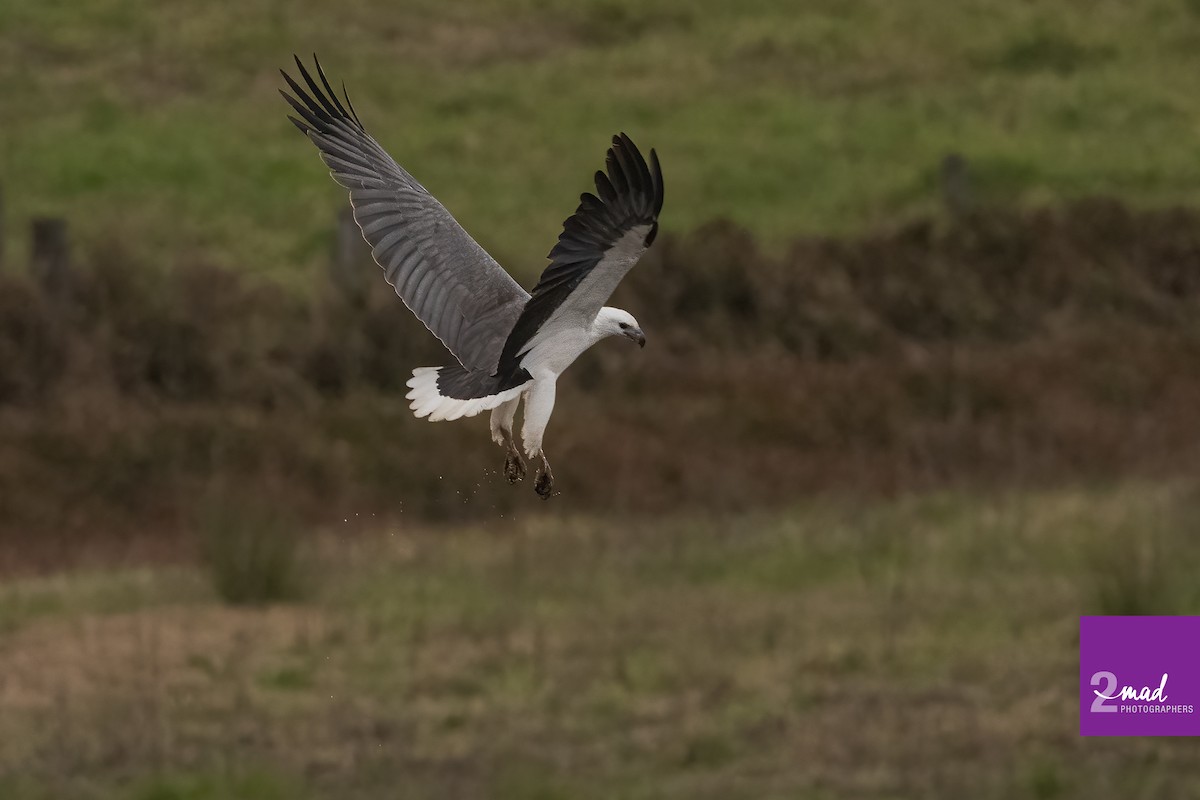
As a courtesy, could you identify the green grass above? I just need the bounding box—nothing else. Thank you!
[3,484,1200,798]
[4,1,1200,282]
[128,770,305,800]
[0,565,208,635]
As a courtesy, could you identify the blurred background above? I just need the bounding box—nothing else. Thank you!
[3,0,1200,797]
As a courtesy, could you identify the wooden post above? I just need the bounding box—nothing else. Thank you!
[331,207,368,306]
[30,216,71,301]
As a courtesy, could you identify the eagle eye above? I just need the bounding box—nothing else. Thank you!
[619,322,629,330]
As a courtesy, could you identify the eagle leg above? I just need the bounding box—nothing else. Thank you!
[504,441,526,484]
[492,397,524,483]
[534,454,554,499]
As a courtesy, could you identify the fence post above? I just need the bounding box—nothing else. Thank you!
[30,216,71,301]
[331,207,368,306]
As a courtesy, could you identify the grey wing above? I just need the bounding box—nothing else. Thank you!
[280,55,528,373]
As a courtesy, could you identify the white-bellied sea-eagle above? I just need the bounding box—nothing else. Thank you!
[280,55,664,498]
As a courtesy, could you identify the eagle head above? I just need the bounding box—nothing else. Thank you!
[597,307,645,348]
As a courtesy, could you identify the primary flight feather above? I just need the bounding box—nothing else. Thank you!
[280,55,664,498]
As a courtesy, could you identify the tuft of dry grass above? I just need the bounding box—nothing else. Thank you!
[1085,486,1200,616]
[198,495,309,606]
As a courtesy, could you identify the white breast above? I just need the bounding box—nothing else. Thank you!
[519,324,598,378]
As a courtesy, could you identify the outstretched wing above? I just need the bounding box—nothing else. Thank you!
[280,55,529,373]
[495,133,664,381]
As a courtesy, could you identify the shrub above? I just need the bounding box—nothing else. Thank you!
[198,496,309,606]
[1087,496,1200,616]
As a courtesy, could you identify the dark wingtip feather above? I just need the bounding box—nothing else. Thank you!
[605,148,630,196]
[313,53,353,122]
[285,113,310,134]
[649,148,664,216]
[594,170,618,204]
[279,86,323,131]
[591,132,661,222]
[294,56,340,121]
[613,133,651,213]
[281,55,368,137]
[342,81,363,127]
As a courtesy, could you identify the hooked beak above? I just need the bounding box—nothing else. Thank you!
[626,327,646,348]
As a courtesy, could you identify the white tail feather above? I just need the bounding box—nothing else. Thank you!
[405,367,527,422]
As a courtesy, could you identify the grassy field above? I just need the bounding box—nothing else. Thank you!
[5,0,1200,281]
[2,483,1200,799]
[5,5,1200,795]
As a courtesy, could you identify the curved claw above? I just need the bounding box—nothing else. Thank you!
[504,450,526,483]
[534,455,554,500]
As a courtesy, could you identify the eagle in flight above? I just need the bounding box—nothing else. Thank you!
[280,56,664,498]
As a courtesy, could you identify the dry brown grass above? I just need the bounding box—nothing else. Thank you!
[2,201,1200,553]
